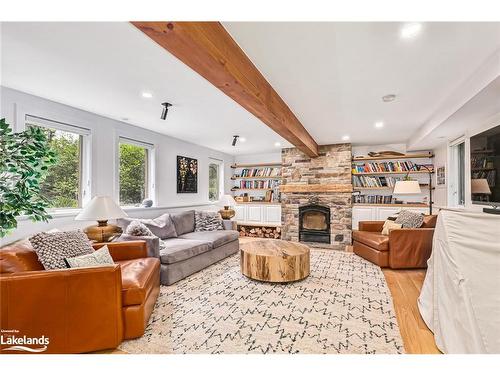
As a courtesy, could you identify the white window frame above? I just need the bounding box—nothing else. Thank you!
[25,115,92,210]
[208,157,224,202]
[448,136,466,207]
[116,136,156,207]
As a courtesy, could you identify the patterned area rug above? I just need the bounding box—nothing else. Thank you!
[119,250,404,354]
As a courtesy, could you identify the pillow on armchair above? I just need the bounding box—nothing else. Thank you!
[395,210,425,228]
[29,230,94,270]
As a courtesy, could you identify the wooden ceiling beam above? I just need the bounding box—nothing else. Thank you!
[131,21,319,157]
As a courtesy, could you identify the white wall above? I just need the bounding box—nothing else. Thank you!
[432,142,448,208]
[1,87,234,244]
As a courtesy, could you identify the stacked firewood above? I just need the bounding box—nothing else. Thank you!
[238,225,281,239]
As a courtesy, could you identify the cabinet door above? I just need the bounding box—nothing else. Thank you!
[377,207,402,221]
[264,205,281,224]
[234,205,246,222]
[246,206,263,223]
[352,207,375,230]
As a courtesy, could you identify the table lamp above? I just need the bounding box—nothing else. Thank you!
[218,194,237,219]
[471,178,491,202]
[75,196,128,242]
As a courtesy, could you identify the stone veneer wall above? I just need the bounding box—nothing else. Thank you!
[281,144,352,250]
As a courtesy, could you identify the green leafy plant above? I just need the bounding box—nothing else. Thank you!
[0,118,58,238]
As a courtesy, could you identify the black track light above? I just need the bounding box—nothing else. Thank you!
[161,102,172,120]
[232,135,239,146]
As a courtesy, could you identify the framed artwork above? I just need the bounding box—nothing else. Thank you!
[436,166,446,185]
[177,156,198,193]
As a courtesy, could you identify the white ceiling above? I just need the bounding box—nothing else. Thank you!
[1,22,499,155]
[0,22,290,155]
[224,22,500,146]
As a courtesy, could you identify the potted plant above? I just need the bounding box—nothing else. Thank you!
[0,118,58,238]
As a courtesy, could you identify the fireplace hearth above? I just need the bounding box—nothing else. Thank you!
[299,204,331,244]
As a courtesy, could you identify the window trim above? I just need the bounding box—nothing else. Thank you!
[116,136,156,207]
[448,136,466,207]
[208,157,224,202]
[25,115,92,210]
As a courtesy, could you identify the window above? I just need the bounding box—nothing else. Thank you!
[118,137,155,206]
[26,116,90,209]
[208,158,223,201]
[449,138,466,206]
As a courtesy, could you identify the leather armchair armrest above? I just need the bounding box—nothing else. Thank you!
[388,228,435,269]
[0,266,123,353]
[93,240,148,261]
[223,220,238,231]
[358,221,385,232]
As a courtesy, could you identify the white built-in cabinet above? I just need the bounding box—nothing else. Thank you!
[352,206,429,230]
[235,204,281,226]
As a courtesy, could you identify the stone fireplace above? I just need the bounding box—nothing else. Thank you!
[280,144,352,250]
[299,204,330,244]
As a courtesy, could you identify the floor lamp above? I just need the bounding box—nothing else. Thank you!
[393,164,433,215]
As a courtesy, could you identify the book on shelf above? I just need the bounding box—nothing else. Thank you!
[353,175,404,188]
[234,180,281,189]
[235,167,282,178]
[353,194,394,204]
[352,161,434,174]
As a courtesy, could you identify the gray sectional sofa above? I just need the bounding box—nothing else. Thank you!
[116,210,239,285]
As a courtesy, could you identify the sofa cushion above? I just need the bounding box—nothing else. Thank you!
[117,213,177,239]
[117,257,160,306]
[171,210,196,235]
[195,211,224,231]
[352,231,389,251]
[178,230,239,249]
[159,238,210,264]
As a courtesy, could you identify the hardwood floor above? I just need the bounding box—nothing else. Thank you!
[98,239,441,354]
[383,268,441,354]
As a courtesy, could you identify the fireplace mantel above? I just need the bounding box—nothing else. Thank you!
[280,184,353,193]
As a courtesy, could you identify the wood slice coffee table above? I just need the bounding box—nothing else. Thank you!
[240,239,310,283]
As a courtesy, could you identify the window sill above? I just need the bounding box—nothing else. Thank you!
[15,202,218,222]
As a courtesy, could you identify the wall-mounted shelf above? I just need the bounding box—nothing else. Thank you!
[353,170,433,175]
[352,153,434,161]
[231,188,273,191]
[354,184,431,190]
[231,162,282,168]
[353,203,429,207]
[231,176,282,180]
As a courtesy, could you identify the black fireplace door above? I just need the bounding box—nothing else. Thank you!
[299,204,331,244]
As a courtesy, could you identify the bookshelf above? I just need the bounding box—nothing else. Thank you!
[231,162,282,203]
[351,153,434,206]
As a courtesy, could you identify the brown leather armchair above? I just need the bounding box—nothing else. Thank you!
[353,215,437,269]
[0,240,160,353]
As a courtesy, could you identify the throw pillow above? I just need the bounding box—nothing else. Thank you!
[117,213,177,239]
[29,231,94,270]
[194,211,224,232]
[125,220,155,237]
[382,220,403,235]
[394,210,425,228]
[65,245,115,268]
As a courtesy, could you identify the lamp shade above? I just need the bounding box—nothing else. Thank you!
[75,196,128,221]
[393,180,422,195]
[471,179,491,194]
[218,194,236,207]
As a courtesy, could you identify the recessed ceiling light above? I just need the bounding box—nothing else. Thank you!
[239,137,246,143]
[400,23,422,39]
[141,92,153,98]
[382,94,396,102]
[375,121,384,129]
[342,135,350,141]
[274,142,282,147]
